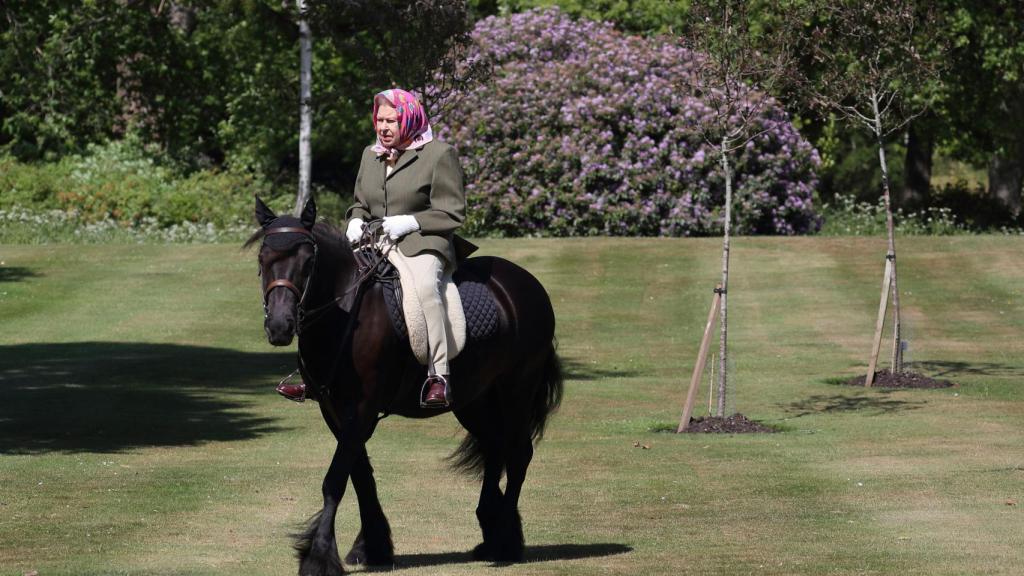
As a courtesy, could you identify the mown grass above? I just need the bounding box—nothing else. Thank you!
[1,236,1022,575]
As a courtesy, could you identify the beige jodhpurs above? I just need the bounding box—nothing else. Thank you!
[389,248,452,375]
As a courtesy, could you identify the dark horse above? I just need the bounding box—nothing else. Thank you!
[249,197,563,576]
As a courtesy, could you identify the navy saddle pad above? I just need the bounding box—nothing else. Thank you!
[380,267,500,344]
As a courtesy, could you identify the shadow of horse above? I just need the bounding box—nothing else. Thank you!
[361,543,633,571]
[0,342,293,454]
[0,265,40,284]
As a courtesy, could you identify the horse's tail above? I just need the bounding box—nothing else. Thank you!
[529,341,564,443]
[448,431,487,477]
[448,340,563,477]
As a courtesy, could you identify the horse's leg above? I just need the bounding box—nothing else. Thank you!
[453,395,507,560]
[343,444,394,566]
[494,427,532,562]
[472,432,506,560]
[295,404,372,576]
[294,441,348,576]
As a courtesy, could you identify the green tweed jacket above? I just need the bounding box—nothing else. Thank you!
[346,140,476,265]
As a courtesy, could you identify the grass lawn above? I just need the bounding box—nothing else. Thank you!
[1,236,1022,575]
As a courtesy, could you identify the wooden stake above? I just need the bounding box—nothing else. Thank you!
[865,258,893,387]
[708,353,715,416]
[678,286,722,432]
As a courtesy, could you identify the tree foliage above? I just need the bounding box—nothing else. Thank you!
[799,0,944,139]
[0,0,472,189]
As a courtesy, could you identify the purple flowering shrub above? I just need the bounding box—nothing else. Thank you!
[435,8,820,236]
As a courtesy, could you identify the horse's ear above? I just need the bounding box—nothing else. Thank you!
[255,195,277,228]
[300,196,317,229]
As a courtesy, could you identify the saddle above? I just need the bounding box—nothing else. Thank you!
[355,246,500,365]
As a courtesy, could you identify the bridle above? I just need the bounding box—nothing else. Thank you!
[259,221,395,336]
[260,226,319,330]
[258,219,397,402]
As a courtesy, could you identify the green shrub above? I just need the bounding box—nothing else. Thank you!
[1,139,293,230]
[0,157,70,210]
[0,207,256,244]
[819,195,968,236]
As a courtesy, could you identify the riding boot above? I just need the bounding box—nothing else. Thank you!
[277,381,307,402]
[420,374,450,408]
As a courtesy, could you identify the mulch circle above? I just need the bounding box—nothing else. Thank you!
[680,413,777,434]
[839,370,956,389]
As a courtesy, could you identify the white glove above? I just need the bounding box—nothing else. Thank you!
[346,218,365,244]
[382,215,420,240]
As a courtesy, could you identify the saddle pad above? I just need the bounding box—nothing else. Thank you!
[385,250,467,366]
[382,262,501,365]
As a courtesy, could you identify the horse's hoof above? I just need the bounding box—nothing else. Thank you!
[493,542,524,563]
[344,548,365,565]
[471,541,494,561]
[345,546,394,567]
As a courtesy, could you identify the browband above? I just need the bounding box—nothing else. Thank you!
[264,226,314,238]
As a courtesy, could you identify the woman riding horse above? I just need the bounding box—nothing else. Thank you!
[277,88,474,408]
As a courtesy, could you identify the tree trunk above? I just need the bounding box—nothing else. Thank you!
[294,0,313,215]
[901,121,932,207]
[988,152,1023,217]
[166,2,198,35]
[716,138,732,418]
[872,91,902,373]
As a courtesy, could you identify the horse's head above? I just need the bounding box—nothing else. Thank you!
[252,196,318,346]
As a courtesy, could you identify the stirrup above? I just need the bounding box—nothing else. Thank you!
[276,369,305,403]
[420,374,451,408]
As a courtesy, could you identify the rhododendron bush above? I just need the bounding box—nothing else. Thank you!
[435,8,820,236]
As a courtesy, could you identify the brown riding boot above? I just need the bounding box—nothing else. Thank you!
[420,374,450,408]
[277,381,307,403]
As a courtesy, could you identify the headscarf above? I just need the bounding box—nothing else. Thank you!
[371,88,434,160]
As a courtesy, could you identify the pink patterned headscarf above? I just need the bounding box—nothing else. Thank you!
[371,89,434,160]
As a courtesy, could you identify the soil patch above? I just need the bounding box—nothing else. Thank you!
[840,370,956,389]
[680,413,777,434]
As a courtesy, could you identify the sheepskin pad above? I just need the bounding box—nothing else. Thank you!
[381,256,500,365]
[384,250,466,366]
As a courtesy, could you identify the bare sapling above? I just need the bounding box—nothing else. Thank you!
[800,0,944,379]
[685,0,798,415]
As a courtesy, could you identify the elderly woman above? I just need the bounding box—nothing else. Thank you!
[276,89,472,405]
[346,88,471,408]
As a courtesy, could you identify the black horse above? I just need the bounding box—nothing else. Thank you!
[249,197,563,576]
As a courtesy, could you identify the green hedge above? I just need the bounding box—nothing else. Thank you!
[0,139,361,237]
[0,140,289,227]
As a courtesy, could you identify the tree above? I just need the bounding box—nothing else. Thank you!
[295,0,313,214]
[799,0,944,381]
[684,0,798,415]
[306,0,483,121]
[936,1,1024,216]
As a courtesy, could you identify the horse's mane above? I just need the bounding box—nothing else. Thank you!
[312,221,344,245]
[242,220,345,250]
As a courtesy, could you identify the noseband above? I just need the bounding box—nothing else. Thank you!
[261,226,318,327]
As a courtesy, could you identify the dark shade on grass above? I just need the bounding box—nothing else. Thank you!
[906,360,1024,378]
[784,393,927,418]
[560,357,641,381]
[374,543,633,570]
[0,342,294,454]
[0,265,40,283]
